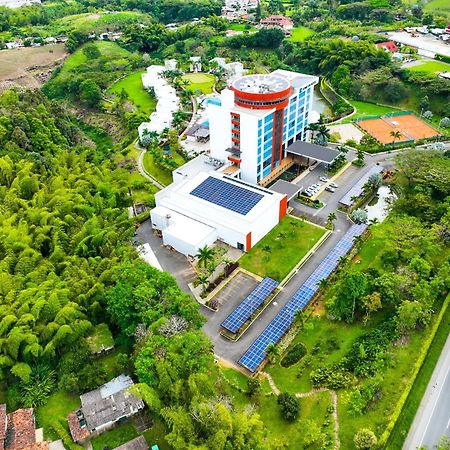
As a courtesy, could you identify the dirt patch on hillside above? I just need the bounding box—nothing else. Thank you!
[0,44,67,93]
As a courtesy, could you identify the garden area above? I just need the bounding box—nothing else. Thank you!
[143,150,184,186]
[181,72,215,94]
[239,216,326,282]
[108,70,157,115]
[406,59,450,74]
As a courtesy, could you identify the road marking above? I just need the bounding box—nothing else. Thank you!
[419,366,450,446]
[447,417,450,429]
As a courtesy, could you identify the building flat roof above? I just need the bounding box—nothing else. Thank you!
[269,180,302,201]
[232,74,291,94]
[287,141,340,164]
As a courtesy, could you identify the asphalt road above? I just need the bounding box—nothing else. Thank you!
[404,333,450,449]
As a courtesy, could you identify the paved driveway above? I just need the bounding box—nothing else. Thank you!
[135,220,196,293]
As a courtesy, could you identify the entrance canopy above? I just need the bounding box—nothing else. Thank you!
[270,180,302,201]
[287,141,340,164]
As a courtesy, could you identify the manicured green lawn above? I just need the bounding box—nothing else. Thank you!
[142,419,171,450]
[407,60,450,74]
[35,391,81,440]
[239,216,326,282]
[227,23,257,32]
[109,70,157,115]
[91,422,138,450]
[181,73,215,94]
[349,100,402,120]
[289,26,314,42]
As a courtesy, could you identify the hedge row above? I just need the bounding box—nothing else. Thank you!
[49,419,84,450]
[280,343,307,368]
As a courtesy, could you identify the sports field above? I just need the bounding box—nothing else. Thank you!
[181,73,215,94]
[357,113,440,144]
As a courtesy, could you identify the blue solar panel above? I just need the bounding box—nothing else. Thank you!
[190,176,264,215]
[222,277,279,333]
[239,223,368,372]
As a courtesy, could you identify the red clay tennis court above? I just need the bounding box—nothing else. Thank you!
[356,113,440,145]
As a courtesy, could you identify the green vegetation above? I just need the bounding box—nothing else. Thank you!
[108,70,156,115]
[91,422,138,450]
[143,151,175,186]
[280,343,307,368]
[181,72,216,94]
[35,391,80,440]
[424,0,450,15]
[349,100,402,119]
[406,60,450,74]
[227,23,257,32]
[239,217,326,281]
[86,324,114,354]
[288,26,314,42]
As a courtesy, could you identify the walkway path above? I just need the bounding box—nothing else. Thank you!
[134,139,166,190]
[179,95,197,140]
[261,372,341,449]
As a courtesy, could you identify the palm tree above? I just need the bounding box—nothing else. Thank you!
[196,245,215,268]
[306,123,319,141]
[315,124,331,146]
[318,278,328,289]
[327,212,337,227]
[197,274,209,293]
[390,130,402,145]
[265,343,280,364]
[369,217,379,226]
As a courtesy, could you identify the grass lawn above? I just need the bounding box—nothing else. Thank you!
[289,26,314,42]
[143,151,184,186]
[239,216,326,282]
[86,323,114,354]
[35,391,81,440]
[424,0,450,15]
[406,60,450,74]
[181,72,215,94]
[108,70,156,115]
[348,100,402,120]
[142,419,171,450]
[228,23,257,32]
[91,422,138,450]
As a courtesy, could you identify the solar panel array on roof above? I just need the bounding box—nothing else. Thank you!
[222,277,279,334]
[239,223,367,372]
[190,176,264,215]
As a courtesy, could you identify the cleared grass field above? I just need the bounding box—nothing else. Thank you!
[289,26,314,42]
[109,71,156,114]
[424,0,450,15]
[349,100,401,119]
[239,217,326,282]
[407,60,450,73]
[181,72,215,94]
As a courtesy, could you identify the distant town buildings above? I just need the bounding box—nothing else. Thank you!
[259,15,294,34]
[221,0,258,19]
[68,375,145,444]
[0,0,40,8]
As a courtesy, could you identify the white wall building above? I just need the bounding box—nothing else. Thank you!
[150,168,287,257]
[138,65,179,139]
[208,70,318,185]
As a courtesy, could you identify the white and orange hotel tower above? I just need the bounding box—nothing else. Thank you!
[208,69,319,185]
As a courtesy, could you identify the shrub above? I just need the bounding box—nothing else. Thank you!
[50,419,84,450]
[354,428,377,449]
[277,392,299,422]
[280,343,307,368]
[247,378,261,397]
[310,363,354,389]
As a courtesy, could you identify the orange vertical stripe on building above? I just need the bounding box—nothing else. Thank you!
[279,196,288,221]
[246,232,252,251]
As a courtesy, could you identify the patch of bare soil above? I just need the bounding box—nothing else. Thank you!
[0,44,67,93]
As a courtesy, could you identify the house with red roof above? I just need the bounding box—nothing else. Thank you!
[375,41,399,52]
[260,15,294,33]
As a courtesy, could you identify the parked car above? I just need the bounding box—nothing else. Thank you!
[329,182,338,188]
[303,191,312,197]
[319,176,329,182]
[325,186,336,193]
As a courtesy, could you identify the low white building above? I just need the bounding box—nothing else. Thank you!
[211,58,246,80]
[150,164,287,257]
[139,65,179,139]
[190,56,202,73]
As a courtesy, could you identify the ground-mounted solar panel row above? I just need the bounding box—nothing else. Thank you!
[239,223,368,372]
[190,176,264,215]
[221,277,279,334]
